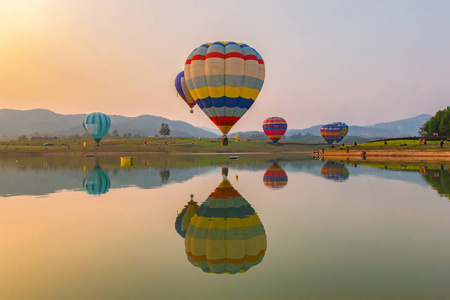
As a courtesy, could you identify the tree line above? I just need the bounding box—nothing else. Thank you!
[420,106,450,136]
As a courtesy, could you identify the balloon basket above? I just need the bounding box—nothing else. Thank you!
[221,135,229,146]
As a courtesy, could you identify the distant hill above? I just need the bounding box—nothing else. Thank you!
[0,109,219,140]
[0,109,432,141]
[285,114,432,138]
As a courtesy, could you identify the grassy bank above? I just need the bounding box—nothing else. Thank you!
[0,137,321,155]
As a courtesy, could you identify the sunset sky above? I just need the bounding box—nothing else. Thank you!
[1,0,449,131]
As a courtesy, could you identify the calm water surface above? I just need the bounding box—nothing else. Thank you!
[0,155,449,300]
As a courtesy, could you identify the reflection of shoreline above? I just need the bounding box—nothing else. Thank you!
[314,150,450,162]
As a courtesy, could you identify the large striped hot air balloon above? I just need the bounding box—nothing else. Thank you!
[175,195,199,238]
[263,162,288,189]
[334,122,349,143]
[320,123,341,146]
[321,161,349,182]
[263,117,287,145]
[184,41,265,145]
[82,164,111,195]
[175,71,196,113]
[185,169,267,274]
[82,112,111,145]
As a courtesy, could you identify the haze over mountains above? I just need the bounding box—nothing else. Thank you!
[0,109,431,141]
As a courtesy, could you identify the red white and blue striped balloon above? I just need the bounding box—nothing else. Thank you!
[184,41,265,135]
[263,117,287,144]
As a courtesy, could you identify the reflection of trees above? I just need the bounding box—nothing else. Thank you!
[421,171,450,200]
[159,169,170,183]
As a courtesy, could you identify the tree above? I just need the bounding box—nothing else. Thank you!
[111,130,119,137]
[159,123,170,137]
[420,106,450,136]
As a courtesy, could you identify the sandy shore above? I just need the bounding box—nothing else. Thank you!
[312,149,450,162]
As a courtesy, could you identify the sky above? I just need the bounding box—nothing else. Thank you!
[0,0,449,131]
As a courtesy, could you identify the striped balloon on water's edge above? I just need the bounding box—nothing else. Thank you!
[175,195,199,238]
[82,112,111,145]
[185,173,267,274]
[175,71,196,113]
[320,123,341,145]
[334,122,349,143]
[263,117,287,145]
[263,162,288,189]
[83,165,111,195]
[184,41,265,136]
[321,161,349,182]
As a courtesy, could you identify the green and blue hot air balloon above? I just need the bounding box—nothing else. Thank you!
[83,112,111,145]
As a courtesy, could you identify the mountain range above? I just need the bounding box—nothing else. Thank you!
[0,109,432,141]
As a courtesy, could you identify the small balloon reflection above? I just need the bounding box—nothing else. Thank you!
[82,163,111,195]
[176,168,267,274]
[263,161,288,189]
[321,161,350,182]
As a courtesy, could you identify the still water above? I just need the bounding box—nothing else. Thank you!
[0,155,449,300]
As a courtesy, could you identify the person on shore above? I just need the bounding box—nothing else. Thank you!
[384,140,387,145]
[440,139,444,148]
[423,139,427,145]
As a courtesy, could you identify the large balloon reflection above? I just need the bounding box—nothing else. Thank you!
[175,195,199,238]
[321,161,349,182]
[184,168,267,274]
[82,164,111,195]
[263,162,288,189]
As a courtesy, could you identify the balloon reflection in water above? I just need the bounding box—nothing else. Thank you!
[185,169,267,274]
[263,162,288,189]
[175,195,199,238]
[321,161,350,182]
[82,164,111,195]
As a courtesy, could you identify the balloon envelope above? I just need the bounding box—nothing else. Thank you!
[83,165,111,195]
[334,122,349,143]
[83,112,111,144]
[263,162,288,189]
[175,71,196,111]
[175,198,199,238]
[321,161,349,182]
[320,124,341,145]
[184,41,265,135]
[185,177,266,274]
[263,117,287,144]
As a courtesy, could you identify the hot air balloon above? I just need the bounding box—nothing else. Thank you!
[263,162,288,189]
[334,122,349,143]
[321,161,349,182]
[184,41,265,146]
[175,194,199,238]
[320,123,341,146]
[82,164,111,195]
[82,112,111,145]
[175,71,196,113]
[185,168,267,274]
[263,117,287,145]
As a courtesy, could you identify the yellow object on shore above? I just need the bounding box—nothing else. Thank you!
[235,134,239,142]
[120,157,133,167]
[83,142,86,147]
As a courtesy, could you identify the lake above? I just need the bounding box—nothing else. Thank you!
[1,154,449,300]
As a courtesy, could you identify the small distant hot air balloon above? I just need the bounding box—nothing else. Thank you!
[263,162,288,189]
[185,168,267,274]
[175,194,199,238]
[321,161,349,182]
[83,112,111,145]
[82,164,111,195]
[320,123,341,146]
[184,41,265,145]
[175,71,196,113]
[263,117,287,145]
[334,122,349,143]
